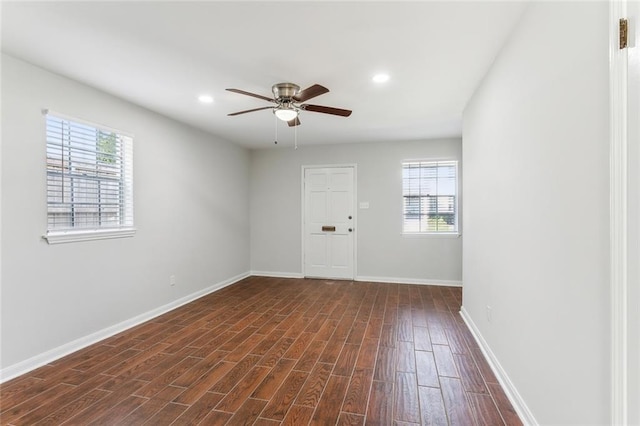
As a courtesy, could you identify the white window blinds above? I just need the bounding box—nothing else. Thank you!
[402,160,458,233]
[46,112,134,234]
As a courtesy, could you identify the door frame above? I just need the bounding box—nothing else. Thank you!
[610,1,636,423]
[301,164,358,280]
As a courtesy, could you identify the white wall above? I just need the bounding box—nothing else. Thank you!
[250,139,462,284]
[0,55,250,373]
[462,2,609,424]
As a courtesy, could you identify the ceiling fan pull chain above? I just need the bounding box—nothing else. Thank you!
[274,114,278,145]
[294,121,298,150]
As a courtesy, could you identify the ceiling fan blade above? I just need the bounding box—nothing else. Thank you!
[293,84,329,102]
[302,104,352,117]
[226,88,275,103]
[227,106,274,116]
[287,117,301,127]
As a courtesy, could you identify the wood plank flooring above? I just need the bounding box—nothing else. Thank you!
[0,277,522,425]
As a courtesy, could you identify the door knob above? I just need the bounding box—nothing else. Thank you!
[348,228,353,232]
[348,215,352,220]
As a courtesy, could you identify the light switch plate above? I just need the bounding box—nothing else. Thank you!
[359,202,370,209]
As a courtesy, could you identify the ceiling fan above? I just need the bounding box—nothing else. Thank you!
[226,83,352,127]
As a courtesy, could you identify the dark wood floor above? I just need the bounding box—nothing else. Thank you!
[0,277,522,425]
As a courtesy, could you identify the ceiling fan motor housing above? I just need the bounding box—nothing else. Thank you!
[272,83,300,101]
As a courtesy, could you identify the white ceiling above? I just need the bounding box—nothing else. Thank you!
[1,1,526,149]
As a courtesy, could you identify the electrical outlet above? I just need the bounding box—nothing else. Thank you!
[170,275,176,286]
[486,305,492,322]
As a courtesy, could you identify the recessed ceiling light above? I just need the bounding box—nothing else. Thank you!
[372,73,390,83]
[198,94,214,104]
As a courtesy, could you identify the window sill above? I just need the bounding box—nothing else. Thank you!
[44,228,136,245]
[402,232,461,239]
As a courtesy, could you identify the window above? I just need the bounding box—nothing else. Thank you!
[402,160,458,234]
[45,111,134,243]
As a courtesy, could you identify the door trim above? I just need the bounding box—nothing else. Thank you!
[301,164,357,280]
[610,1,629,424]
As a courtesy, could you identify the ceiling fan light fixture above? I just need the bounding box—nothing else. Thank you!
[274,107,299,122]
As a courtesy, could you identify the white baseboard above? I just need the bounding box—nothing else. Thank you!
[250,271,304,279]
[0,271,250,383]
[459,306,538,426]
[250,272,462,287]
[355,275,462,287]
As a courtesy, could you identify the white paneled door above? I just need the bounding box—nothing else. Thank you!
[303,167,355,279]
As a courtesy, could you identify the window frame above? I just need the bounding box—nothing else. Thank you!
[401,159,460,237]
[43,110,135,244]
